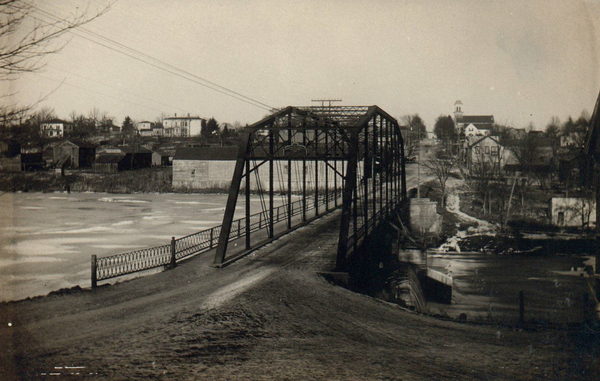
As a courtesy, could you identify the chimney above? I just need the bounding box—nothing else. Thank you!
[187,113,190,117]
[174,113,177,117]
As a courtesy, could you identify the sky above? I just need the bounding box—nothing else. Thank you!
[9,0,600,130]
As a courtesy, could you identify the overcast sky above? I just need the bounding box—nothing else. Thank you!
[11,0,600,130]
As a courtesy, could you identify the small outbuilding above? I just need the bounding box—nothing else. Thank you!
[93,153,124,173]
[119,145,152,170]
[151,149,171,167]
[549,197,596,228]
[53,140,97,168]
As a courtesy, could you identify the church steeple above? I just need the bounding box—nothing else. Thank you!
[454,100,463,121]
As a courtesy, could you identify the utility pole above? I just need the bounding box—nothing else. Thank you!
[417,125,421,198]
[311,99,342,108]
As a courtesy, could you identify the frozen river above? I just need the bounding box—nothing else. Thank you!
[0,192,283,302]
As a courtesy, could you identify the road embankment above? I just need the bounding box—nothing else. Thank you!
[0,211,598,380]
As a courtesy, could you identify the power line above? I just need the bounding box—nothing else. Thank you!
[33,72,167,115]
[26,3,277,112]
[45,64,191,115]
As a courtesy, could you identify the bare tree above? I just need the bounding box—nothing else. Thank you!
[458,148,506,216]
[0,0,111,124]
[422,153,456,208]
[555,191,595,229]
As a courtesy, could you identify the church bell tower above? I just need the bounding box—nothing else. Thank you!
[453,100,463,121]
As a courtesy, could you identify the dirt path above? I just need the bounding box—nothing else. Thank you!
[1,211,598,380]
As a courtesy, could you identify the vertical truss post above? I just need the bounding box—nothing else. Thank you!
[325,129,329,211]
[352,177,358,254]
[393,124,398,205]
[245,159,251,250]
[336,132,359,270]
[214,133,250,266]
[334,158,338,207]
[302,122,307,221]
[269,126,274,238]
[363,121,369,231]
[287,114,292,229]
[372,116,377,218]
[379,116,384,215]
[385,119,390,214]
[400,130,407,200]
[315,128,319,215]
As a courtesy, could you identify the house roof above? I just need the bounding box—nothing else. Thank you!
[60,139,96,148]
[164,116,205,120]
[174,146,238,161]
[119,145,152,154]
[95,153,125,163]
[457,115,494,124]
[42,119,69,124]
[151,148,170,156]
[468,135,501,148]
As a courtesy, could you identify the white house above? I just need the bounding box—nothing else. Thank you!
[464,135,521,172]
[151,125,164,137]
[40,119,72,138]
[163,114,205,137]
[464,123,492,137]
[136,121,153,136]
[549,197,596,228]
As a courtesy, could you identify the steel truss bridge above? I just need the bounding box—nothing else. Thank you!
[214,105,407,269]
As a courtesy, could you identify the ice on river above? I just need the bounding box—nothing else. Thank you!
[0,192,276,302]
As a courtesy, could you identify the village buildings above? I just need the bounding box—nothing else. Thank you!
[40,119,72,138]
[52,140,96,169]
[162,114,205,137]
[464,135,509,169]
[172,146,238,189]
[172,145,346,191]
[135,121,154,137]
[453,100,495,137]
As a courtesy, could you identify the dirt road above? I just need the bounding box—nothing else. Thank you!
[1,210,598,380]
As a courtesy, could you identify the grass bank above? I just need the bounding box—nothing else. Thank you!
[0,167,173,193]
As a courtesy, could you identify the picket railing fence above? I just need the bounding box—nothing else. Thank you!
[91,194,338,287]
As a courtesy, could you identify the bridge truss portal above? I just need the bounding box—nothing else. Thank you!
[214,105,407,269]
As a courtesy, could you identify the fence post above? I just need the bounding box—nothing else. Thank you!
[209,228,214,248]
[91,255,97,289]
[170,236,177,269]
[518,290,525,326]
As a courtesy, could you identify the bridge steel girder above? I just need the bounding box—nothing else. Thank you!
[214,105,407,268]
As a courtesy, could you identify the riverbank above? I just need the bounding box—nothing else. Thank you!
[0,168,177,193]
[1,211,598,380]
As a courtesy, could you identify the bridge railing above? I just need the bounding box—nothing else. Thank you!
[91,193,339,287]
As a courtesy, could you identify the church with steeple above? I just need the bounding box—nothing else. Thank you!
[453,100,495,138]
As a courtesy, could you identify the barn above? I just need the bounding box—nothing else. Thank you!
[172,145,346,192]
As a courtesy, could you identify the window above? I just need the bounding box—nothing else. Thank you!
[491,146,498,156]
[558,211,565,226]
[474,146,480,154]
[485,146,490,154]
